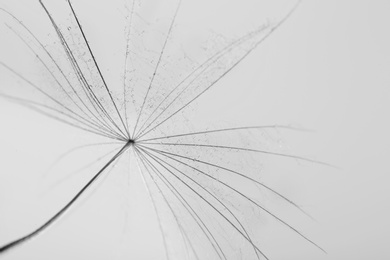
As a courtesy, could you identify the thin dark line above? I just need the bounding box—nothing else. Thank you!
[38,1,127,139]
[134,148,200,260]
[135,146,226,260]
[133,149,171,260]
[46,146,124,192]
[141,141,334,167]
[0,142,131,254]
[140,146,264,259]
[0,61,124,140]
[122,0,136,132]
[138,125,310,142]
[2,19,105,132]
[141,144,314,218]
[139,144,326,253]
[136,1,302,140]
[55,27,123,136]
[3,23,122,138]
[44,141,123,177]
[0,92,124,140]
[132,0,181,139]
[134,24,270,139]
[67,0,130,138]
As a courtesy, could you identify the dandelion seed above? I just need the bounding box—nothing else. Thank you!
[0,0,327,259]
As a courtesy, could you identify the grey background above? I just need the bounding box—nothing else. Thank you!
[0,0,389,259]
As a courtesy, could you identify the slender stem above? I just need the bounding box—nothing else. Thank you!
[0,142,130,254]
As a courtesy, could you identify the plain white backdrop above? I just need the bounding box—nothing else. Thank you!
[0,0,389,259]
